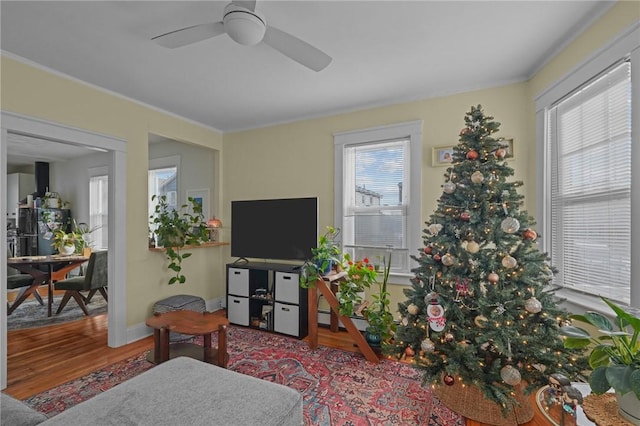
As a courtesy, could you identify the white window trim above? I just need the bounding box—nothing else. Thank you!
[334,120,422,282]
[89,166,109,250]
[535,22,640,311]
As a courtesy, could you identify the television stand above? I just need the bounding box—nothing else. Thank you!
[226,262,308,339]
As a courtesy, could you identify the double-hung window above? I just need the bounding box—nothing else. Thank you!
[538,23,639,309]
[89,168,108,249]
[334,121,422,275]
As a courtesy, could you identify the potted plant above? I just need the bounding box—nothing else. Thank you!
[362,254,396,346]
[52,228,82,255]
[73,220,100,256]
[149,194,209,285]
[299,226,343,288]
[560,297,640,424]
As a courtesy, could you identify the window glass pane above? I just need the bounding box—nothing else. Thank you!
[89,175,108,249]
[148,166,177,232]
[343,139,409,270]
[549,61,631,304]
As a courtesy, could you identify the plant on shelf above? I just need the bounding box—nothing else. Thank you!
[361,254,396,345]
[560,297,640,423]
[150,194,209,285]
[299,226,343,288]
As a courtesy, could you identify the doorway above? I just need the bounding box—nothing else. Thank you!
[1,111,128,389]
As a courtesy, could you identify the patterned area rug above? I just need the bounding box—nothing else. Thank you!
[7,294,107,330]
[25,326,463,425]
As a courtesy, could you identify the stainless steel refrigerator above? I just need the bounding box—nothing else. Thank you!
[17,208,72,256]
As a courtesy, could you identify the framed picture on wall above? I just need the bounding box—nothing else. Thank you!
[186,188,209,220]
[432,145,454,167]
[500,138,515,159]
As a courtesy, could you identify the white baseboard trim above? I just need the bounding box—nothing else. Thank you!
[125,297,226,345]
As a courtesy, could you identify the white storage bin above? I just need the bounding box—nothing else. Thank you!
[274,302,299,337]
[275,272,299,304]
[227,296,249,326]
[228,267,249,297]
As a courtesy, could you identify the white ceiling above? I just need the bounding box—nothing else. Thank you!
[1,0,613,138]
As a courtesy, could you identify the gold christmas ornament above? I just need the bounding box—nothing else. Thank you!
[441,254,454,266]
[501,255,517,269]
[407,303,419,315]
[487,272,499,284]
[474,315,488,328]
[525,297,542,314]
[465,241,480,254]
[444,332,455,342]
[471,171,484,184]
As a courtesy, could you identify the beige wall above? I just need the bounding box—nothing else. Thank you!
[223,83,530,306]
[1,56,225,326]
[1,1,636,328]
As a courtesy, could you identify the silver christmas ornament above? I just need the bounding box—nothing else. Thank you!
[441,254,454,266]
[443,181,456,194]
[502,255,517,269]
[500,365,522,386]
[471,171,484,184]
[501,217,521,234]
[421,338,435,353]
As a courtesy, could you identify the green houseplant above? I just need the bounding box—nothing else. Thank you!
[52,228,82,255]
[150,194,209,285]
[299,226,343,288]
[362,254,396,345]
[560,297,640,423]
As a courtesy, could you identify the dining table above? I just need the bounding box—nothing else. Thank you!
[7,254,89,316]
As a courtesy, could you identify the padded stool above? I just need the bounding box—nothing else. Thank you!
[152,294,206,342]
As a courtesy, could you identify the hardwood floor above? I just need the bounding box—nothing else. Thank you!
[5,310,549,425]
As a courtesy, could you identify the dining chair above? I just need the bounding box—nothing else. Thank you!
[6,249,44,314]
[54,250,108,315]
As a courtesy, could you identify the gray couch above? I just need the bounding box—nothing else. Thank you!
[2,357,303,426]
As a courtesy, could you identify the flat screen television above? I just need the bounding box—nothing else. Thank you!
[231,197,318,262]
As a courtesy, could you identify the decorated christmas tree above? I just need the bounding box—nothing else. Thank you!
[384,105,586,418]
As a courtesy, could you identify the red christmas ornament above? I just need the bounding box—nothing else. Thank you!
[424,246,433,255]
[523,229,538,241]
[443,375,455,386]
[466,150,479,160]
[460,210,471,221]
[404,347,415,357]
[495,148,506,159]
[433,254,441,262]
[460,128,470,136]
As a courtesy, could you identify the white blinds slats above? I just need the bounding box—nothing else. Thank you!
[550,60,631,304]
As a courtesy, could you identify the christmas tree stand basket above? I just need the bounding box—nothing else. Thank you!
[434,381,533,426]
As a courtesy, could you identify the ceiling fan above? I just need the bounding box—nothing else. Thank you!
[152,0,332,72]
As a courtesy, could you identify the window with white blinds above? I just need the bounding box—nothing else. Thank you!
[334,121,422,276]
[548,60,631,304]
[89,174,108,249]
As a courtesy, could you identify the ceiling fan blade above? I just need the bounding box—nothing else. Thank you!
[153,21,225,48]
[263,26,332,72]
[231,0,256,12]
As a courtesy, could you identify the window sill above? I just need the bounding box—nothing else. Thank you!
[149,241,229,252]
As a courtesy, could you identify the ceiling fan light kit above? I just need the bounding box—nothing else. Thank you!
[223,3,266,46]
[152,0,332,72]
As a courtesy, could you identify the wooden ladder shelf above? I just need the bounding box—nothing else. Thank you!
[307,274,379,364]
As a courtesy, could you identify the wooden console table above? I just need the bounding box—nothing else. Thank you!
[307,273,379,363]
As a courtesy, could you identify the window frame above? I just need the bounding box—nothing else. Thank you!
[334,120,422,280]
[148,155,180,227]
[536,22,640,311]
[88,166,108,250]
